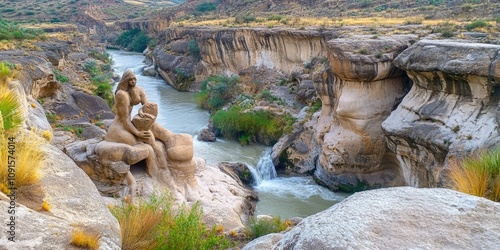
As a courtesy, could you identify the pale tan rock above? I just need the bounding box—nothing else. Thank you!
[382,40,500,187]
[272,187,500,250]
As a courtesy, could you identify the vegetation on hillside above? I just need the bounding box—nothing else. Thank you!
[0,18,44,41]
[115,29,150,53]
[448,148,500,202]
[196,75,296,145]
[110,194,231,250]
[82,51,115,108]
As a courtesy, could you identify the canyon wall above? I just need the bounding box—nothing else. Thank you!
[149,25,500,192]
[382,40,500,187]
[150,27,330,90]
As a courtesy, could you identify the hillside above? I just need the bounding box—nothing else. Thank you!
[151,0,499,21]
[0,0,182,23]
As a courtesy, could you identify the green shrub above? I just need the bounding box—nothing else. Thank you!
[244,216,289,240]
[111,194,231,250]
[212,106,295,145]
[195,2,217,12]
[187,39,201,60]
[53,69,68,83]
[195,75,240,111]
[466,19,489,31]
[115,29,150,52]
[258,90,278,102]
[267,14,283,21]
[0,19,43,41]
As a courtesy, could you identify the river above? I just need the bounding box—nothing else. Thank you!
[108,49,347,219]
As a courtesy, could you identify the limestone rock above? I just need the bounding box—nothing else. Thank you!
[382,40,500,187]
[41,144,122,249]
[272,187,500,250]
[242,233,283,250]
[219,162,257,186]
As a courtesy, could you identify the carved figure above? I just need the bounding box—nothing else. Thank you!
[97,70,197,197]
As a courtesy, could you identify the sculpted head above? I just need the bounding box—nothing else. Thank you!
[116,70,137,94]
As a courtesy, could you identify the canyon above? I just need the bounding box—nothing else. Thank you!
[146,25,500,192]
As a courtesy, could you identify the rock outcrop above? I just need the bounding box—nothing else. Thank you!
[150,27,329,90]
[274,35,416,191]
[382,40,500,187]
[0,144,121,250]
[252,187,500,250]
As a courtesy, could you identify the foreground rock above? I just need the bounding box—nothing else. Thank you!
[382,40,500,187]
[249,187,500,249]
[0,141,121,249]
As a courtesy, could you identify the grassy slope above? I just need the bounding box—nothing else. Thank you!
[0,0,181,23]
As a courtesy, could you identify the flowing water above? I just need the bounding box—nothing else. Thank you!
[108,49,347,219]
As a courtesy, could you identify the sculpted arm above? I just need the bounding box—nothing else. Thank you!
[115,90,150,139]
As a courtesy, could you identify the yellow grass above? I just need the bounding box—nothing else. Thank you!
[448,159,489,197]
[448,148,500,202]
[41,200,51,211]
[172,15,472,29]
[111,200,165,250]
[41,130,53,141]
[71,229,101,250]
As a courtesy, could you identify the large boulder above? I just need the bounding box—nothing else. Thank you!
[382,40,500,187]
[0,141,122,249]
[267,187,500,249]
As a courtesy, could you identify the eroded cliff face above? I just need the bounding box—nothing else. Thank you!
[382,40,500,187]
[313,35,416,191]
[151,27,329,90]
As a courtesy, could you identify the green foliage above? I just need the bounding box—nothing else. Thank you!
[358,0,372,8]
[308,98,322,114]
[267,14,284,21]
[0,62,11,84]
[0,18,43,41]
[466,19,489,31]
[89,50,112,64]
[111,194,231,250]
[83,59,114,108]
[196,75,240,111]
[431,21,456,37]
[235,15,257,24]
[53,69,68,83]
[187,39,201,60]
[115,29,150,52]
[244,216,289,240]
[58,124,84,137]
[212,106,295,145]
[195,2,217,12]
[258,90,278,102]
[0,89,23,131]
[358,48,370,55]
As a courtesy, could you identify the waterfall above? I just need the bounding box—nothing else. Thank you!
[248,148,277,186]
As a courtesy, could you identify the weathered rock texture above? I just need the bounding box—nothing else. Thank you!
[274,35,416,191]
[0,143,121,249]
[382,40,500,187]
[264,187,500,250]
[150,27,329,90]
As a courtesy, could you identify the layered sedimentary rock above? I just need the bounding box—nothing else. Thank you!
[274,35,415,191]
[382,40,500,187]
[150,27,328,90]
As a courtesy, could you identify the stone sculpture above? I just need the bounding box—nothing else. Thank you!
[95,69,197,197]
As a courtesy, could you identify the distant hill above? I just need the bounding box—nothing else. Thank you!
[152,0,499,22]
[0,0,183,23]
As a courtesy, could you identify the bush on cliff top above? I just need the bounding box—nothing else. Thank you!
[110,194,231,250]
[195,75,240,111]
[448,147,500,202]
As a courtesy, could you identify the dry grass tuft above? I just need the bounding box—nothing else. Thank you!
[448,148,500,202]
[71,229,101,250]
[41,130,53,141]
[41,200,50,211]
